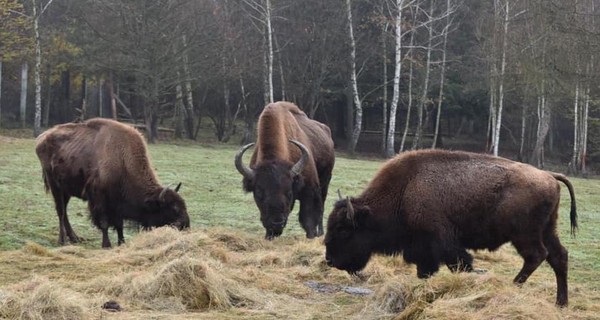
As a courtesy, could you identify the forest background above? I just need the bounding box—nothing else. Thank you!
[1,0,599,174]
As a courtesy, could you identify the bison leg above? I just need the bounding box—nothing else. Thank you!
[445,247,474,273]
[100,227,112,248]
[298,189,324,238]
[116,221,125,246]
[404,234,441,278]
[512,237,548,285]
[543,226,569,307]
[49,185,79,245]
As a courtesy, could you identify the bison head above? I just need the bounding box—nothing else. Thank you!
[235,140,309,240]
[324,196,375,274]
[144,183,190,230]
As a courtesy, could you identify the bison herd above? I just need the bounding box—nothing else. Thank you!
[35,101,578,307]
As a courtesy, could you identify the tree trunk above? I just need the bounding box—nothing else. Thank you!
[98,78,104,118]
[432,0,452,149]
[108,76,117,119]
[20,62,29,128]
[569,81,580,173]
[400,25,416,152]
[580,82,590,174]
[32,0,42,136]
[181,35,196,140]
[380,3,389,155]
[492,0,509,156]
[174,81,185,139]
[385,0,404,157]
[413,1,435,150]
[531,95,549,168]
[0,60,2,128]
[345,0,362,154]
[265,0,274,103]
[274,33,286,101]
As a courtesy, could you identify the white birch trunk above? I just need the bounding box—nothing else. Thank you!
[32,0,43,136]
[346,0,362,154]
[20,62,28,128]
[181,35,195,139]
[400,27,416,152]
[0,60,2,127]
[570,82,579,172]
[386,0,404,157]
[265,0,274,103]
[432,0,452,149]
[381,21,389,155]
[581,82,590,173]
[412,1,434,150]
[492,0,509,156]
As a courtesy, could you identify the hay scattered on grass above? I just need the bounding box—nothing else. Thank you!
[0,276,90,320]
[0,228,599,319]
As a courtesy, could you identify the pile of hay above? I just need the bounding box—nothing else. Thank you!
[0,227,598,319]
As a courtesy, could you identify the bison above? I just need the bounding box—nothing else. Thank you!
[35,118,190,248]
[235,101,335,239]
[324,149,577,307]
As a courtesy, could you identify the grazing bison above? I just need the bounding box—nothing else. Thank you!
[235,101,335,239]
[324,149,577,307]
[35,118,190,248]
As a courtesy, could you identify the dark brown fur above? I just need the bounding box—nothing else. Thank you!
[237,102,335,239]
[325,149,577,307]
[35,118,190,248]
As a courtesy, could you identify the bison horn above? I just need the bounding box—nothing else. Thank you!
[289,139,309,177]
[345,197,355,222]
[337,189,343,200]
[174,182,182,193]
[235,143,256,180]
[159,183,176,201]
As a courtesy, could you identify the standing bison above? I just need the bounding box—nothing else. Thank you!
[235,101,335,239]
[324,149,577,307]
[35,118,190,248]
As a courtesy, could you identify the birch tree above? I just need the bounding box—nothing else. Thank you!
[385,0,406,157]
[412,1,435,150]
[399,24,416,152]
[31,0,55,137]
[431,0,455,149]
[241,0,274,104]
[346,0,363,154]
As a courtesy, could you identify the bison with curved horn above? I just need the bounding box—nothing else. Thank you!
[235,101,335,239]
[35,118,190,248]
[325,149,577,307]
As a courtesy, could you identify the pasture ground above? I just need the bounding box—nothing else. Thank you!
[1,133,600,319]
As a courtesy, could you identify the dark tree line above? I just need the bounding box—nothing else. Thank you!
[1,0,600,173]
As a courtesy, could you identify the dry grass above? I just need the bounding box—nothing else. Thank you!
[0,227,598,319]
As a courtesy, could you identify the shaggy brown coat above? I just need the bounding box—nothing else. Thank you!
[236,101,335,239]
[324,149,577,307]
[35,118,190,248]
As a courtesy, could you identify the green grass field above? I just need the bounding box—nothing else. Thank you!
[1,133,600,319]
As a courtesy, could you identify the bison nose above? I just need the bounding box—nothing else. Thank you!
[272,219,286,227]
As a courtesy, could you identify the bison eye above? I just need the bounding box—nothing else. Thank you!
[254,188,265,200]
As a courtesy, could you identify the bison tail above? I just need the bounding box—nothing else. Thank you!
[41,170,51,194]
[551,172,578,237]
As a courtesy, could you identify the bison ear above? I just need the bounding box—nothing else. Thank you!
[292,175,304,194]
[242,177,254,192]
[346,201,371,228]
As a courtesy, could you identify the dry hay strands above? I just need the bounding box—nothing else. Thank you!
[362,271,568,320]
[0,276,91,319]
[104,256,258,312]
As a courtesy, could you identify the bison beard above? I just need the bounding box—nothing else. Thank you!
[324,149,577,307]
[35,118,190,248]
[235,101,335,240]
